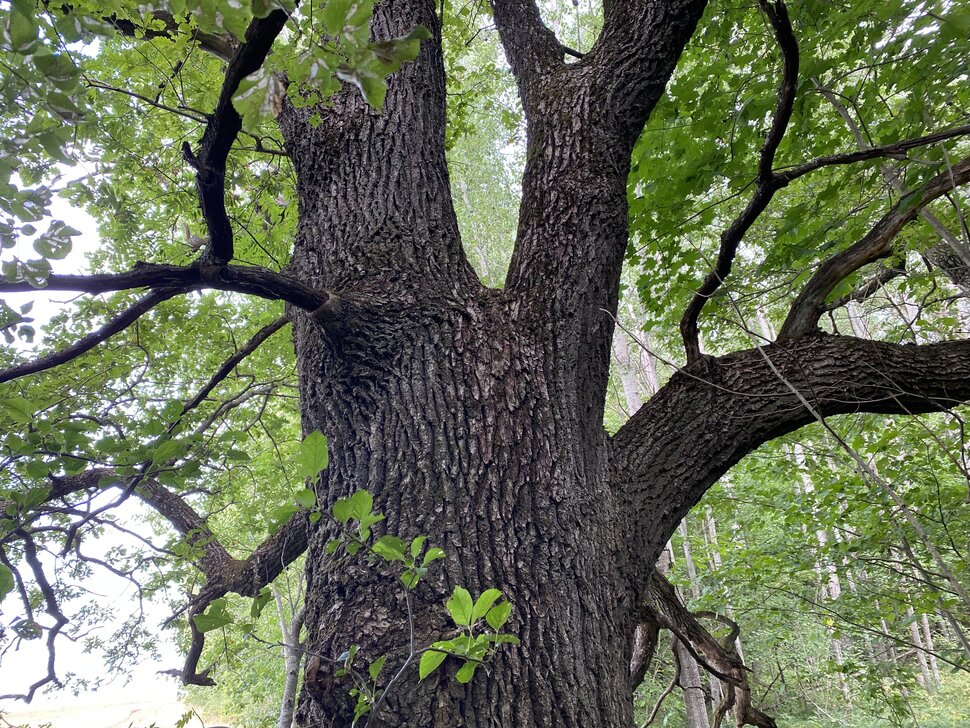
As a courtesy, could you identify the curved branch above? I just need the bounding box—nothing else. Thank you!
[11,466,310,687]
[780,154,970,340]
[0,261,331,311]
[680,0,798,364]
[0,288,181,385]
[639,635,682,728]
[184,8,291,263]
[612,333,970,588]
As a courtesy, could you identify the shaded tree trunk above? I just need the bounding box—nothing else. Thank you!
[264,1,970,725]
[276,1,704,723]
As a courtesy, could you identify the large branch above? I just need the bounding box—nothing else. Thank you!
[488,0,563,108]
[586,0,708,145]
[679,0,798,364]
[0,262,322,386]
[780,155,970,340]
[0,261,330,308]
[39,469,238,577]
[611,333,970,582]
[183,8,290,263]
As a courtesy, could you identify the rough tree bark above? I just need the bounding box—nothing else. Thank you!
[268,1,970,725]
[6,0,970,724]
[276,1,709,725]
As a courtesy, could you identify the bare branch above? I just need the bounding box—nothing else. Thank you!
[776,123,970,184]
[13,464,309,687]
[183,8,291,263]
[630,618,661,689]
[0,261,331,311]
[680,0,798,364]
[104,11,238,61]
[0,532,70,702]
[0,288,181,385]
[178,316,290,419]
[780,155,970,340]
[813,80,970,291]
[639,635,682,728]
[824,260,906,313]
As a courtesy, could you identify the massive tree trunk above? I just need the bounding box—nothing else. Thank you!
[275,1,706,724]
[268,1,970,725]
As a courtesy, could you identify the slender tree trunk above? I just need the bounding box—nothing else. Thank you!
[275,588,307,728]
[791,445,851,702]
[920,614,941,686]
[905,606,934,692]
[658,548,712,728]
[675,637,713,728]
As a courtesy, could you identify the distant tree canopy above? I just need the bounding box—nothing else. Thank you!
[1,1,969,726]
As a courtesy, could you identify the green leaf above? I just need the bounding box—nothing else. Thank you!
[472,589,502,623]
[251,586,273,619]
[485,601,512,632]
[455,661,478,684]
[368,654,387,681]
[295,488,316,509]
[410,535,427,558]
[32,53,79,92]
[0,562,14,603]
[233,67,283,130]
[372,535,406,561]
[400,568,426,589]
[422,547,445,566]
[151,438,184,466]
[296,431,329,481]
[1,396,35,424]
[332,497,352,523]
[194,598,232,633]
[348,489,373,519]
[446,586,473,627]
[8,5,39,54]
[268,503,298,533]
[418,649,446,680]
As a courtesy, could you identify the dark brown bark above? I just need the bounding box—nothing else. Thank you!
[262,0,970,725]
[272,1,709,724]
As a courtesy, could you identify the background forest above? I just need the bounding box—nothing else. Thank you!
[1,0,969,726]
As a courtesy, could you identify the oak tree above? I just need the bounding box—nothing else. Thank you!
[1,0,969,726]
